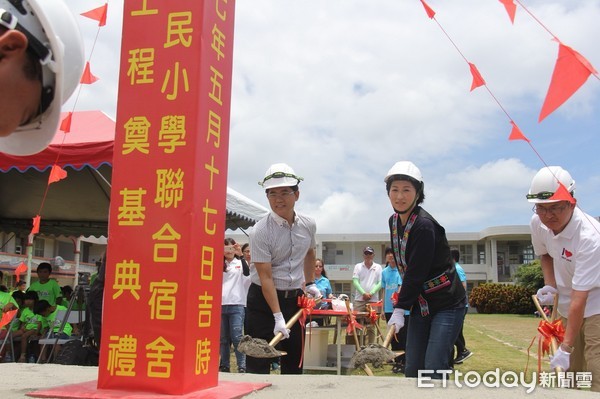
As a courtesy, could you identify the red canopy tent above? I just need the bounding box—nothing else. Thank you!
[0,111,266,237]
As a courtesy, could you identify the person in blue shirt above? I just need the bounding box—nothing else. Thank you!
[381,247,409,373]
[451,248,473,364]
[313,259,333,326]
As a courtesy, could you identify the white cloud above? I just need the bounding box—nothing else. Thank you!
[66,0,600,234]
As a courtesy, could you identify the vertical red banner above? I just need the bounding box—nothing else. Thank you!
[98,0,235,394]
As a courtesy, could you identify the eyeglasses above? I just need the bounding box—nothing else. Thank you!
[526,191,555,200]
[532,204,569,217]
[364,252,374,256]
[315,265,324,268]
[266,190,297,199]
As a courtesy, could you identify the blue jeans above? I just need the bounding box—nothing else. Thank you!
[220,305,246,370]
[405,306,465,379]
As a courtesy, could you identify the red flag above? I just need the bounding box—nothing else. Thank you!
[31,215,41,235]
[60,112,73,133]
[469,63,485,91]
[0,309,18,329]
[81,3,108,26]
[499,0,516,24]
[14,262,27,282]
[48,164,68,184]
[80,62,99,84]
[508,121,530,142]
[549,182,576,204]
[539,43,598,122]
[420,0,436,19]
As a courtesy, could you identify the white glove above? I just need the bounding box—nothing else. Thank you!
[273,312,290,339]
[550,347,570,370]
[387,308,405,333]
[305,284,322,299]
[536,285,558,306]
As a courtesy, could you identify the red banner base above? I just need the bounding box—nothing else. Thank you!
[27,380,271,399]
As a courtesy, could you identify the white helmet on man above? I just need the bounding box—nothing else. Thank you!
[527,166,575,203]
[384,161,423,183]
[259,163,303,190]
[0,0,85,155]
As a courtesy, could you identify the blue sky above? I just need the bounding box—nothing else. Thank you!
[66,0,600,234]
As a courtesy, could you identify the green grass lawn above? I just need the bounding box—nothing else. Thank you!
[231,313,550,377]
[347,313,548,377]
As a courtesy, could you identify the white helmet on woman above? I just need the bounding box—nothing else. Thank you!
[0,0,85,155]
[259,163,303,190]
[527,166,575,203]
[384,161,423,183]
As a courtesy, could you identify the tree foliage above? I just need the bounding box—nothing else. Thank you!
[514,260,544,292]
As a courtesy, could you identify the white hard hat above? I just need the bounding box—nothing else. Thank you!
[527,166,575,203]
[0,0,85,155]
[259,163,303,189]
[384,161,423,183]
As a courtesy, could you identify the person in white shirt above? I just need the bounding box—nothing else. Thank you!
[220,238,250,373]
[352,246,382,344]
[528,166,600,392]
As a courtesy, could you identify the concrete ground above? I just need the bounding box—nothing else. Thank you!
[0,364,598,398]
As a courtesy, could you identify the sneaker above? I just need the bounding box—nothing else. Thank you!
[454,350,473,364]
[219,365,230,372]
[238,368,246,373]
[271,361,279,371]
[391,363,405,374]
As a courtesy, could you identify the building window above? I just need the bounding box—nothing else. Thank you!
[523,244,534,264]
[33,238,45,258]
[477,244,486,264]
[458,245,473,264]
[332,282,351,297]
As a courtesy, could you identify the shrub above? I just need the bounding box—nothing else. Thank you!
[469,283,536,314]
[514,260,544,292]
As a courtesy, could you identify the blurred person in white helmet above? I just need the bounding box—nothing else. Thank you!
[0,0,84,155]
[384,161,466,379]
[528,166,600,390]
[245,163,319,374]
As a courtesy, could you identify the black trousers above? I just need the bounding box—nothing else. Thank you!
[245,283,304,374]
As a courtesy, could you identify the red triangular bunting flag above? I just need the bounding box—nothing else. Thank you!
[80,62,99,84]
[48,164,68,184]
[508,121,530,142]
[31,215,41,235]
[499,0,516,24]
[469,63,485,91]
[81,3,108,26]
[549,182,576,204]
[60,112,73,133]
[14,262,27,282]
[0,309,18,329]
[420,0,436,19]
[539,43,598,122]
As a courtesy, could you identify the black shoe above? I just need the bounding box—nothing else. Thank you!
[219,365,230,372]
[391,363,405,374]
[454,350,473,364]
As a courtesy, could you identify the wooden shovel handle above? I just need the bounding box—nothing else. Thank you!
[344,298,374,376]
[532,294,562,373]
[268,298,321,347]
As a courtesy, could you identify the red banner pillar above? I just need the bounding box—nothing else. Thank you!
[98,0,235,394]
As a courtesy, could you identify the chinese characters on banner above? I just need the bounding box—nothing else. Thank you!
[98,0,235,394]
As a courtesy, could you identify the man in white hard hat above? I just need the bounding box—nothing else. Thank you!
[528,166,600,391]
[0,0,84,155]
[246,163,320,374]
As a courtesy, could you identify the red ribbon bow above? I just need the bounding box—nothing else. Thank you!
[297,295,317,368]
[537,319,565,356]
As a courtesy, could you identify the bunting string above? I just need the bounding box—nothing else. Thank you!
[28,2,109,238]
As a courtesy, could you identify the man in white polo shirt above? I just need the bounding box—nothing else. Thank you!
[351,246,382,344]
[528,166,600,392]
[246,163,321,374]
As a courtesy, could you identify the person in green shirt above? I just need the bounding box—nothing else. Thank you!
[0,272,19,361]
[14,291,42,362]
[34,299,72,362]
[28,262,61,306]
